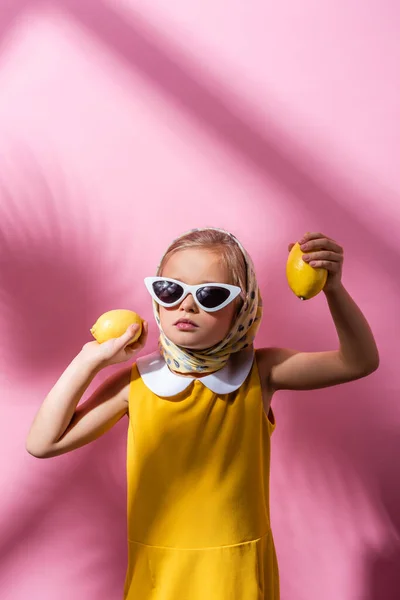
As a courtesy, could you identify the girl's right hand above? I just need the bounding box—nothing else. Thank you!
[79,321,149,369]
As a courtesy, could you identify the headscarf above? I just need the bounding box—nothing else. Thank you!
[151,227,263,374]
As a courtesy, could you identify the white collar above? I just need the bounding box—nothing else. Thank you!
[136,348,255,397]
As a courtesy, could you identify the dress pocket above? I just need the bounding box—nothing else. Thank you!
[125,536,275,600]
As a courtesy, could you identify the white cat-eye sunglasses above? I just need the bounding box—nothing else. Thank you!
[144,277,242,313]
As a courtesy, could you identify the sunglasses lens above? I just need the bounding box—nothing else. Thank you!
[196,286,231,309]
[153,280,184,304]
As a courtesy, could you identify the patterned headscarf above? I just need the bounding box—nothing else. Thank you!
[151,227,263,374]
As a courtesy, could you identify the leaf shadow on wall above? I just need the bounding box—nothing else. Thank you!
[0,152,127,375]
[56,0,400,290]
[0,426,129,598]
[0,153,142,594]
[3,0,398,284]
[275,380,400,600]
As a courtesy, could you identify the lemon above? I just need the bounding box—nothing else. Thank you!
[286,242,328,300]
[90,310,143,343]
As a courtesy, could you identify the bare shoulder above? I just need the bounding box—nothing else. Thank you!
[255,347,297,385]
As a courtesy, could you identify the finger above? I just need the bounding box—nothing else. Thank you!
[308,260,341,271]
[118,324,141,348]
[288,243,295,252]
[302,250,342,263]
[126,321,149,351]
[300,238,343,254]
[299,232,326,243]
[137,321,149,346]
[298,231,315,244]
[299,232,342,249]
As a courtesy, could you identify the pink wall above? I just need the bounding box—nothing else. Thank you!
[0,1,399,598]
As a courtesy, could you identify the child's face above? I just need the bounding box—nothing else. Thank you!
[159,248,238,350]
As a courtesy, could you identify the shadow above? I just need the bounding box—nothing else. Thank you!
[0,137,163,595]
[2,0,398,287]
[0,147,149,588]
[53,0,400,290]
[0,147,134,376]
[364,433,400,600]
[0,419,128,596]
[0,0,37,54]
[271,379,400,600]
[368,547,400,600]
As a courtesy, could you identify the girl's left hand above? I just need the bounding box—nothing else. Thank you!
[288,232,344,292]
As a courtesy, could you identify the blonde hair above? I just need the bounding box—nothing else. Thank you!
[157,229,248,298]
[153,227,262,373]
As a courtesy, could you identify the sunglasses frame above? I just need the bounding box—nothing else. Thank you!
[144,277,242,313]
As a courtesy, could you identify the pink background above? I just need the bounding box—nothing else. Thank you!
[0,1,399,599]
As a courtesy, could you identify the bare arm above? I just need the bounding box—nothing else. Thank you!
[26,322,148,458]
[264,283,379,392]
[26,359,130,458]
[260,231,379,392]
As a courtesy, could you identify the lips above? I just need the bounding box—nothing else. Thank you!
[174,318,198,327]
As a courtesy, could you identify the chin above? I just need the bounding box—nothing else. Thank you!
[174,338,207,351]
[166,331,210,351]
[181,342,210,351]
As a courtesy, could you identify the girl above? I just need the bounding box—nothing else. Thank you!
[26,227,379,599]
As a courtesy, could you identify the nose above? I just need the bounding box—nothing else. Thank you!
[180,293,199,313]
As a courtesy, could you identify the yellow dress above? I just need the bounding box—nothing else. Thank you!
[124,348,279,599]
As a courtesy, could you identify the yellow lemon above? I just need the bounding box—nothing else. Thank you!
[90,310,143,343]
[286,242,328,300]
